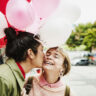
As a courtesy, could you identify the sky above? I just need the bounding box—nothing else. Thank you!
[66,0,96,24]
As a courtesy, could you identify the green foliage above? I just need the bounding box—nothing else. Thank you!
[83,28,96,51]
[66,21,96,51]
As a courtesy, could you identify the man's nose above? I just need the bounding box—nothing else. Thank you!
[42,53,45,60]
[43,52,45,57]
[43,54,46,59]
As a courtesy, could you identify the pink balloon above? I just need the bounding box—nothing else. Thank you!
[32,0,60,19]
[6,0,36,30]
[26,14,41,34]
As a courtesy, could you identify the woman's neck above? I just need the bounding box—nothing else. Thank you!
[43,71,60,84]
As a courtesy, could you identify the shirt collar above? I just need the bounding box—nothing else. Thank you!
[16,62,25,79]
[39,75,63,88]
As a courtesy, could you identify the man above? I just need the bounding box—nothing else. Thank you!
[0,27,44,96]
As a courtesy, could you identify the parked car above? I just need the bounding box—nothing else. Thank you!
[67,51,89,66]
[75,58,90,66]
[84,53,96,65]
[71,57,88,66]
[71,58,82,66]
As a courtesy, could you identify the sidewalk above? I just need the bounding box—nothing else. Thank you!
[62,66,96,96]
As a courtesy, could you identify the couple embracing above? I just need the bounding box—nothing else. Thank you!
[0,27,74,96]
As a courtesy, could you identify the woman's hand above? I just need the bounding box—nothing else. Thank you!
[21,77,34,96]
[23,77,33,95]
[21,88,29,96]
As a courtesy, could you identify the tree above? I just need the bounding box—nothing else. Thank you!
[83,28,96,52]
[66,22,96,51]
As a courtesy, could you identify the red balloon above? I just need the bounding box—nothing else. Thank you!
[27,0,31,3]
[0,36,7,48]
[0,0,9,15]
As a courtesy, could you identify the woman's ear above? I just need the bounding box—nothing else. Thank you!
[27,49,35,59]
[60,68,65,76]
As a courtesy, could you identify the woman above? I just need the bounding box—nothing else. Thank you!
[23,47,74,96]
[0,27,44,96]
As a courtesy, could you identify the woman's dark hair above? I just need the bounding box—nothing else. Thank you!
[4,27,41,62]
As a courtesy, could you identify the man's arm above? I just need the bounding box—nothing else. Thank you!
[0,77,10,96]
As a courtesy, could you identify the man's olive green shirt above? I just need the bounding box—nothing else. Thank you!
[0,59,25,96]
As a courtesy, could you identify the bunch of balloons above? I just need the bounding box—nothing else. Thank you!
[39,0,81,47]
[0,0,60,48]
[0,0,81,48]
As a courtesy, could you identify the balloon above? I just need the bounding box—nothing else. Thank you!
[0,12,8,39]
[39,18,72,47]
[26,14,40,34]
[26,14,47,34]
[32,0,60,19]
[49,0,81,24]
[6,0,36,30]
[0,36,7,48]
[0,0,9,15]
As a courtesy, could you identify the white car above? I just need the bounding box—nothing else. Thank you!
[71,57,87,66]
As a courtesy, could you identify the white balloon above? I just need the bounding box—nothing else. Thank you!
[26,15,48,34]
[39,18,72,47]
[50,0,81,24]
[0,12,8,39]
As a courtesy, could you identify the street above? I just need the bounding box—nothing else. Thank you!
[62,66,96,96]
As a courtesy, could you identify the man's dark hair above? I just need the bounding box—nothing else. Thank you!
[4,27,41,62]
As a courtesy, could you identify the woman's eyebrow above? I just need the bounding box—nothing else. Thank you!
[54,53,60,56]
[54,52,62,56]
[47,51,51,53]
[46,51,51,55]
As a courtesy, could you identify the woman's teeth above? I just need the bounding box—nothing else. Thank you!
[45,61,53,65]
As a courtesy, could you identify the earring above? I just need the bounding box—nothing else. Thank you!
[59,71,63,76]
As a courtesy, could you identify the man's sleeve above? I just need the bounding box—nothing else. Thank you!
[0,77,10,96]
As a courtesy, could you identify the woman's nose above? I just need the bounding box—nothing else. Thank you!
[46,55,52,60]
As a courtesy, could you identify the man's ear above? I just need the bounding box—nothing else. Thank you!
[27,49,35,59]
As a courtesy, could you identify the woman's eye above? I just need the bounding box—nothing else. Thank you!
[46,54,50,56]
[54,55,59,58]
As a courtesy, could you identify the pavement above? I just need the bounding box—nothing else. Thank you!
[62,66,96,96]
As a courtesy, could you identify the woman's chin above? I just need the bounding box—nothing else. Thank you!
[43,65,54,70]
